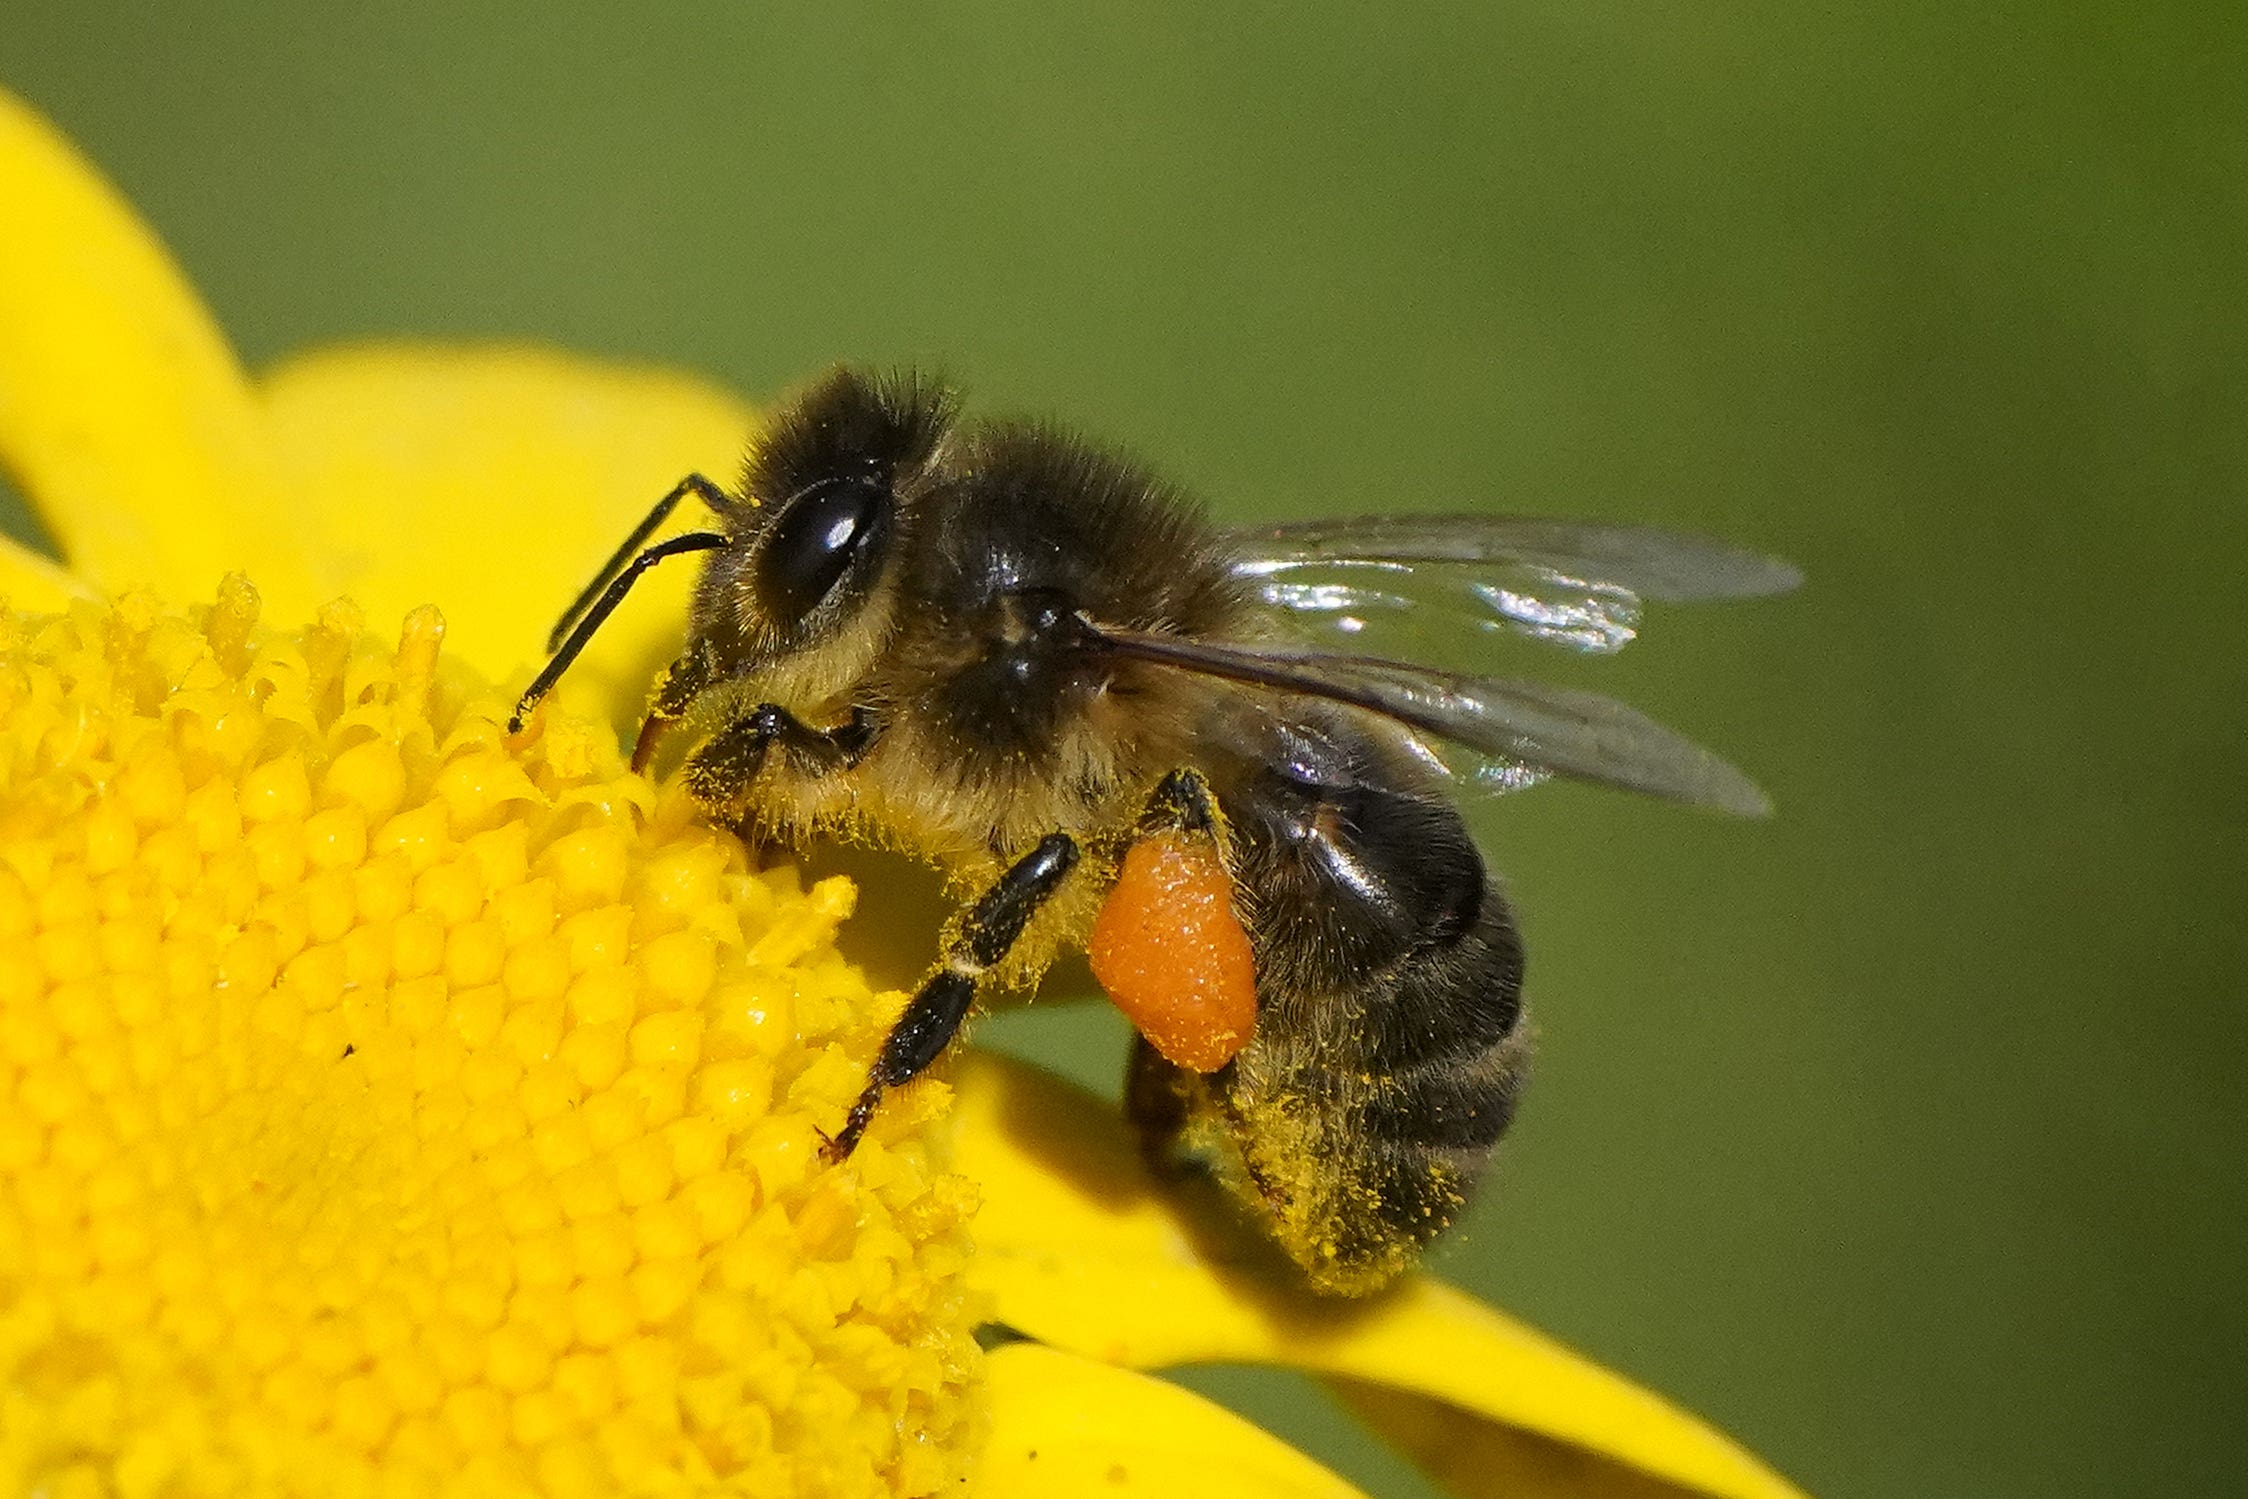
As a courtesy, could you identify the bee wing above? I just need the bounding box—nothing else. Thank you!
[1227,515,1801,657]
[1093,630,1775,816]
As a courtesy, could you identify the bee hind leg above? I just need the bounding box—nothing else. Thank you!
[1124,1035,1217,1178]
[1143,766,1219,834]
[1107,765,1251,1171]
[821,832,1080,1162]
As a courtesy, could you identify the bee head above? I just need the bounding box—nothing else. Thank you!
[693,367,954,683]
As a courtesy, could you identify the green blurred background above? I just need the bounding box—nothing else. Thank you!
[5,5,2242,1496]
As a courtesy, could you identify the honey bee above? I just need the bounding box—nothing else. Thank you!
[509,367,1796,1294]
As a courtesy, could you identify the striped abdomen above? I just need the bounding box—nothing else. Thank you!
[1130,708,1529,1294]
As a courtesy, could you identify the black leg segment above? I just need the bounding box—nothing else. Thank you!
[631,639,722,771]
[823,833,1080,1161]
[955,833,1079,966]
[680,702,879,808]
[1124,1034,1196,1172]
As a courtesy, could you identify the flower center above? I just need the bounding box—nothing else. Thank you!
[0,581,980,1498]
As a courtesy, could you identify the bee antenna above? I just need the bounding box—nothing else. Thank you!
[545,474,733,652]
[508,531,730,734]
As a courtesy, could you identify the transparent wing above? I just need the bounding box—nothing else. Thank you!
[1232,515,1804,600]
[1228,515,1801,658]
[1094,629,1774,816]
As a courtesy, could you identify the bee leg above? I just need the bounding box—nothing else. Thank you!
[1116,765,1236,1172]
[631,641,714,771]
[545,473,730,654]
[822,833,1080,1162]
[1143,766,1219,833]
[632,639,724,772]
[1124,1036,1200,1177]
[680,702,879,813]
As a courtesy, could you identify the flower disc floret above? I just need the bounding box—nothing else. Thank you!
[0,581,978,1498]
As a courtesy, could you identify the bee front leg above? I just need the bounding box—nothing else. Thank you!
[679,700,878,815]
[632,639,721,771]
[822,833,1081,1162]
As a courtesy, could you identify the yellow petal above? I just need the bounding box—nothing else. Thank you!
[257,342,755,715]
[981,1342,1368,1499]
[953,1054,1806,1499]
[0,531,88,613]
[1330,1380,1738,1499]
[0,89,296,595]
[0,87,756,729]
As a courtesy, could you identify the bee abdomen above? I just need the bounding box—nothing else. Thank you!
[1224,824,1530,1292]
[1327,884,1529,1277]
[1372,1050,1527,1153]
[1195,710,1535,1292]
[1362,887,1529,1154]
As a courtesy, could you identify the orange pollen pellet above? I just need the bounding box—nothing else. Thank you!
[1087,831,1258,1073]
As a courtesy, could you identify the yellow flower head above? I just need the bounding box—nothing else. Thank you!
[0,87,1810,1499]
[0,582,976,1495]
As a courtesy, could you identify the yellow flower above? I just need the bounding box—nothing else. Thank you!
[0,89,1810,1499]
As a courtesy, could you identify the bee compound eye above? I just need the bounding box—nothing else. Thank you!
[757,477,890,628]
